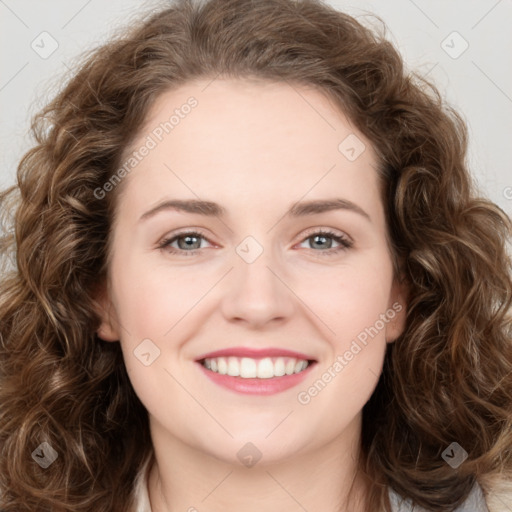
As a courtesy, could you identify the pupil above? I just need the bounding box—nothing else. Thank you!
[179,235,200,250]
[313,235,331,249]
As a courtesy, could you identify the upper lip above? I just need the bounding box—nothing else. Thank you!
[195,347,316,362]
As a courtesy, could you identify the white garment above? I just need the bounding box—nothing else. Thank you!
[131,453,489,512]
[132,452,153,512]
[388,482,489,511]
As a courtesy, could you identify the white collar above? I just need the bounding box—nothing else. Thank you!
[131,451,154,512]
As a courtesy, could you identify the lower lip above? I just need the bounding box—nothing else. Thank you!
[196,361,316,395]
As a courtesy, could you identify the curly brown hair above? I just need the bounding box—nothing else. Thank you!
[1,0,511,511]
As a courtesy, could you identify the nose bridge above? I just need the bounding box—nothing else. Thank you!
[220,234,294,326]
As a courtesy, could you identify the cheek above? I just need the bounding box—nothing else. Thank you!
[294,259,392,400]
[110,255,213,390]
[296,260,393,421]
[294,259,393,340]
[299,340,385,444]
[112,255,208,338]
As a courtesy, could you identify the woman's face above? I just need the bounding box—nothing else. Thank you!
[96,78,407,465]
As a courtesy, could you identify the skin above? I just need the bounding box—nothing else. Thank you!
[95,78,408,512]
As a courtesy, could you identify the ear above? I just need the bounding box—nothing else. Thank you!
[91,281,121,342]
[385,275,409,344]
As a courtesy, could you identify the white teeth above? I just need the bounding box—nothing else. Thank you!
[227,357,240,376]
[273,357,286,377]
[257,357,274,379]
[201,356,311,379]
[294,360,306,373]
[285,359,296,375]
[217,357,228,375]
[240,357,257,377]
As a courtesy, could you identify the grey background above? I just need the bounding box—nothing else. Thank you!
[1,0,511,219]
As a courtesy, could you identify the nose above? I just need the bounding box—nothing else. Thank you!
[219,246,296,329]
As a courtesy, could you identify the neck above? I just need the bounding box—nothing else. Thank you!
[147,414,370,512]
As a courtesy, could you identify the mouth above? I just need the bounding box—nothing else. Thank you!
[195,353,318,395]
[199,356,316,379]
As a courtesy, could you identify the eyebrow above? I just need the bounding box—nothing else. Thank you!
[139,198,371,223]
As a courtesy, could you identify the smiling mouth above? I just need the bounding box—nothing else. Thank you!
[199,356,316,379]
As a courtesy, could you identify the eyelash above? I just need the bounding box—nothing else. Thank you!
[157,228,354,257]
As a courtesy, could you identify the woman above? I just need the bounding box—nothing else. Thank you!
[1,0,511,510]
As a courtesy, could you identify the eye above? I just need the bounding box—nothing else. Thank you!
[157,228,353,257]
[296,229,353,256]
[157,230,212,256]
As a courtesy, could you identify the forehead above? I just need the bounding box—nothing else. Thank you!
[116,78,381,220]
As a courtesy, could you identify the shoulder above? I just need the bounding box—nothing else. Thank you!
[479,475,512,512]
[388,481,490,512]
